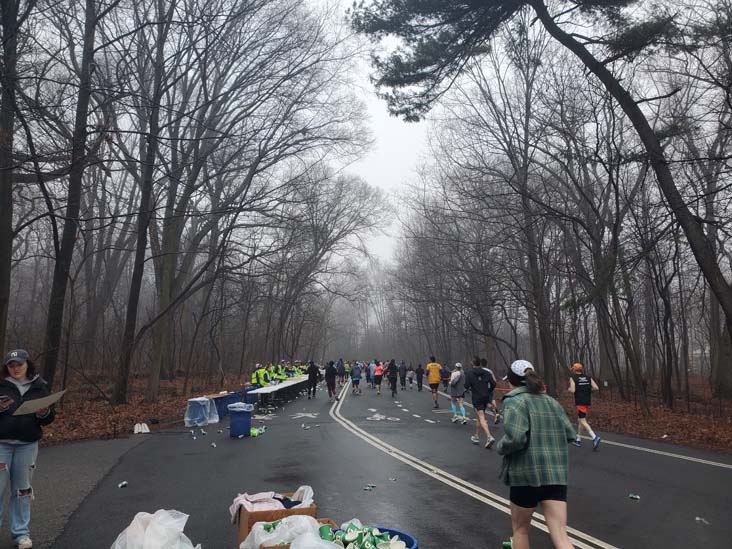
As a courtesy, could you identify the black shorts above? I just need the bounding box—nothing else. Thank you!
[510,485,567,509]
[352,379,360,386]
[374,375,382,385]
[473,398,490,411]
[429,383,439,392]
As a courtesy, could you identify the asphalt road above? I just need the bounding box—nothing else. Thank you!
[15,380,730,548]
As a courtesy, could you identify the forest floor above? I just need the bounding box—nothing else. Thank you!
[41,375,732,455]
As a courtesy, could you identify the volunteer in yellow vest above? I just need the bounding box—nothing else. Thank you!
[425,356,442,409]
[250,364,269,387]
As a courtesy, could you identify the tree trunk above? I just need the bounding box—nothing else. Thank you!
[531,0,732,346]
[42,0,97,388]
[0,0,20,349]
[114,1,171,404]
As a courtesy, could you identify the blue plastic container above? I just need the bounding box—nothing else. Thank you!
[244,387,259,405]
[375,528,417,549]
[213,395,230,419]
[228,403,254,437]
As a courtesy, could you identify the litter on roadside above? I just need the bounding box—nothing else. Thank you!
[695,517,711,525]
[628,493,640,500]
[111,509,200,549]
[118,481,128,488]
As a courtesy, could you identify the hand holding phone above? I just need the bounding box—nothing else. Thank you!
[0,396,14,411]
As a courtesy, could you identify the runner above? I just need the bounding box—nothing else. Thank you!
[365,360,372,388]
[440,363,451,391]
[448,363,468,424]
[324,360,339,402]
[368,360,377,389]
[569,362,601,450]
[386,359,399,398]
[480,357,501,424]
[398,360,407,390]
[406,364,415,389]
[350,361,363,395]
[465,357,496,448]
[336,359,345,387]
[425,356,442,408]
[415,363,424,392]
[373,361,384,395]
[497,360,576,549]
[306,360,319,399]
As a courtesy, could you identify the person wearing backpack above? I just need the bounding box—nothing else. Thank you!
[465,357,497,448]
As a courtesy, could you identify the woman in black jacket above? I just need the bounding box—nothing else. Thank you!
[0,349,55,549]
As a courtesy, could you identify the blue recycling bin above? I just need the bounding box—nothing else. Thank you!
[228,403,254,437]
[213,395,230,419]
[376,528,417,549]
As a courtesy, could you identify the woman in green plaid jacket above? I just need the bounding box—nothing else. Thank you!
[497,360,576,549]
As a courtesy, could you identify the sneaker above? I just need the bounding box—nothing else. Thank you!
[470,435,480,444]
[17,537,32,549]
[307,396,311,400]
[485,436,496,449]
[573,438,582,447]
[593,435,601,451]
[461,417,468,425]
[451,415,459,423]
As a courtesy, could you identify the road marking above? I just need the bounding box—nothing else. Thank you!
[438,391,732,470]
[412,414,421,418]
[332,383,617,549]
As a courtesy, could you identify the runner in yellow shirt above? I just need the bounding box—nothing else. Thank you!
[425,356,442,409]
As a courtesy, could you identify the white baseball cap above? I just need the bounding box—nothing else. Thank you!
[510,360,534,377]
[455,362,463,369]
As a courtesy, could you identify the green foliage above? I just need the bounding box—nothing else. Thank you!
[349,0,661,120]
[605,13,679,61]
[350,0,523,120]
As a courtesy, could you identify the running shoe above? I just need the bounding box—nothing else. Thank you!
[433,402,439,409]
[461,416,468,425]
[451,415,459,423]
[485,436,496,449]
[470,435,480,444]
[573,438,582,447]
[593,435,601,451]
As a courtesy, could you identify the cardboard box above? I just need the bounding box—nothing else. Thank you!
[260,518,336,549]
[236,493,317,547]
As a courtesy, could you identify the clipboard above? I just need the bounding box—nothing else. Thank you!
[12,390,65,416]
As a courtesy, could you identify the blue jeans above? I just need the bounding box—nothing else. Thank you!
[0,441,38,541]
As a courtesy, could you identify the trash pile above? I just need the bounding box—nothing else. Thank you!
[241,517,412,549]
[233,487,417,549]
[320,519,410,549]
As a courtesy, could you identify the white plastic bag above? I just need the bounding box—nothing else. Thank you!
[110,509,201,549]
[239,515,320,549]
[291,485,314,508]
[290,532,342,549]
[339,518,363,530]
[184,397,219,427]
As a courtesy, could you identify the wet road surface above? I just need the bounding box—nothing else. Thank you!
[47,381,732,548]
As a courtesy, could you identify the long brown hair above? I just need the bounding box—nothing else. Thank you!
[524,369,544,394]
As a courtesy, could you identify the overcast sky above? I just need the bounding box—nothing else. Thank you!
[345,75,429,262]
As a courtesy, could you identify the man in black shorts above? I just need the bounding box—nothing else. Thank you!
[465,357,496,448]
[425,357,442,408]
